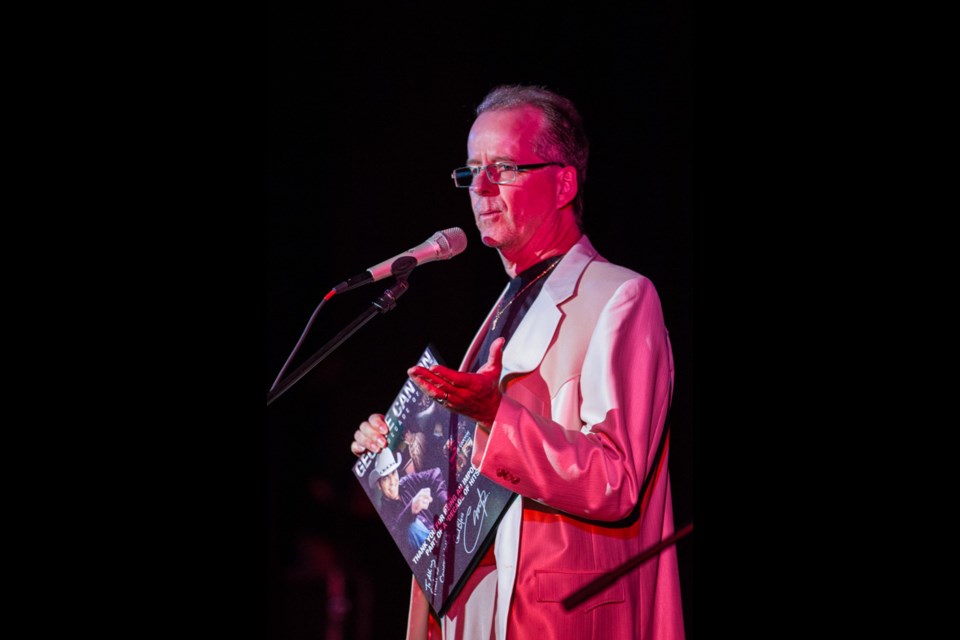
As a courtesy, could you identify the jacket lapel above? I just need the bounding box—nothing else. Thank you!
[500,236,598,381]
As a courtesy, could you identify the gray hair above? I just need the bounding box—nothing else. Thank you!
[476,85,589,228]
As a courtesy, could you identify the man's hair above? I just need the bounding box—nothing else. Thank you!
[476,85,589,228]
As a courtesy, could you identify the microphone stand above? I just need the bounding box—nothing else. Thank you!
[267,259,416,407]
[561,522,693,610]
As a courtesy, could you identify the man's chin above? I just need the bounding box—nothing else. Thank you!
[478,227,503,248]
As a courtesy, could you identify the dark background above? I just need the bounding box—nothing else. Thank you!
[266,4,693,638]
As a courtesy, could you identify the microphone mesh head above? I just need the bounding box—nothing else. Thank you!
[438,227,468,258]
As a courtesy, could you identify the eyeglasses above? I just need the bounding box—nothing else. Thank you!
[450,162,565,188]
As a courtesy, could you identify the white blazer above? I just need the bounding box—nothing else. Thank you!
[411,235,684,640]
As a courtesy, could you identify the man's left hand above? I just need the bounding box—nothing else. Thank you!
[408,337,505,428]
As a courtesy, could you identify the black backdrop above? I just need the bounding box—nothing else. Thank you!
[266,4,693,638]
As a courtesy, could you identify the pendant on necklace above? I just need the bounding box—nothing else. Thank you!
[489,257,562,332]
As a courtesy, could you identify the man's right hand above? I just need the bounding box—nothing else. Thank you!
[351,413,389,456]
[410,488,432,514]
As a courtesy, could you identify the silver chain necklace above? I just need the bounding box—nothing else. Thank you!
[491,256,563,331]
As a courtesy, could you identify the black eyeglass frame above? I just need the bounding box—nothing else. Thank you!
[450,162,565,188]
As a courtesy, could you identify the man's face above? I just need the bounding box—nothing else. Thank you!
[466,106,564,254]
[378,470,400,501]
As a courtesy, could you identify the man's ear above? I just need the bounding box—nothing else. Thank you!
[556,166,578,209]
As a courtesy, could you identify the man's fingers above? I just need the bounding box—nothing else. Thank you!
[356,425,386,452]
[408,368,456,402]
[411,363,480,387]
[477,337,505,375]
[368,413,389,434]
[488,337,506,366]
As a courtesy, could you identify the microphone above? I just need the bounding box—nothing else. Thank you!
[329,227,468,297]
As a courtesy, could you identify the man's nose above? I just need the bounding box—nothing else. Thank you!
[471,169,498,196]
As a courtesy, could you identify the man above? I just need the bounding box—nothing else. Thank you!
[352,85,684,639]
[369,448,448,553]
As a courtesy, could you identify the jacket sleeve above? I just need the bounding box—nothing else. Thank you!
[472,276,673,522]
[425,467,449,507]
[388,497,416,530]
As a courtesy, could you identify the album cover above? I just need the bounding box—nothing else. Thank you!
[352,344,517,617]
